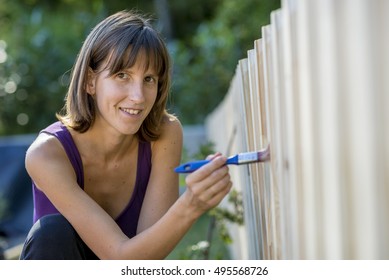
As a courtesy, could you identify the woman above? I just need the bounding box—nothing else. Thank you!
[20,10,232,260]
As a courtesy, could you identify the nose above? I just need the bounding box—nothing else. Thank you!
[128,80,145,104]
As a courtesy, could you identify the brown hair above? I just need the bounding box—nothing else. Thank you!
[57,10,173,141]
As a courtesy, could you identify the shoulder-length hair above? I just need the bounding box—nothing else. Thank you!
[57,10,173,142]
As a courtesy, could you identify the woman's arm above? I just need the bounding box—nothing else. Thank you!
[25,134,131,259]
[120,153,231,259]
[137,117,183,233]
[25,126,231,260]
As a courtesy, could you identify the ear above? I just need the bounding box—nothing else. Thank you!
[86,67,96,95]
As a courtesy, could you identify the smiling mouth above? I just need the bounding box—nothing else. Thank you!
[120,108,141,115]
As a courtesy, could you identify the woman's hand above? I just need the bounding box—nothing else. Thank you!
[182,153,233,218]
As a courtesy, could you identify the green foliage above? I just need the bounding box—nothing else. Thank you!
[175,183,244,260]
[0,0,280,135]
[170,0,281,124]
[191,141,215,160]
[208,189,244,245]
[167,213,230,260]
[0,0,103,134]
[167,0,223,40]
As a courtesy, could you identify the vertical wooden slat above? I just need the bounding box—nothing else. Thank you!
[314,0,343,259]
[294,0,320,259]
[271,9,291,260]
[249,45,273,259]
[237,72,258,259]
[255,40,269,148]
[374,0,389,259]
[336,0,380,259]
[255,40,272,260]
[230,69,252,260]
[233,66,253,260]
[239,58,261,259]
[280,0,301,259]
[261,27,279,259]
[261,24,280,259]
[247,49,265,259]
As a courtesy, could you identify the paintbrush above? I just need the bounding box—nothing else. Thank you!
[174,146,270,173]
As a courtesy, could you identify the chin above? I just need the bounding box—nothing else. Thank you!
[119,124,142,136]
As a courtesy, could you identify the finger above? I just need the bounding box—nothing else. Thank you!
[186,155,227,184]
[185,165,229,196]
[200,171,231,201]
[194,165,230,194]
[206,152,222,161]
[207,180,233,208]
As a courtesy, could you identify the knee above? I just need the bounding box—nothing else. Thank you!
[29,214,77,245]
[20,214,78,259]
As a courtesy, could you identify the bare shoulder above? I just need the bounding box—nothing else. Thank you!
[25,132,74,185]
[156,114,183,144]
[151,114,183,159]
[26,133,63,165]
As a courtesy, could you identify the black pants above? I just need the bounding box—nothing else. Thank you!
[20,214,99,260]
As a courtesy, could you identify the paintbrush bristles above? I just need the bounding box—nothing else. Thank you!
[258,146,271,161]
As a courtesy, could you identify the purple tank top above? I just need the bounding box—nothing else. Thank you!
[32,121,152,238]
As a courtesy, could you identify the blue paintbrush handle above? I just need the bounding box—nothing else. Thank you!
[174,159,210,173]
[174,147,270,174]
[174,155,240,173]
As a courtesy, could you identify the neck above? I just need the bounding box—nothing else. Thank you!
[74,125,138,164]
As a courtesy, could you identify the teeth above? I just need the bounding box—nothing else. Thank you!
[122,108,140,115]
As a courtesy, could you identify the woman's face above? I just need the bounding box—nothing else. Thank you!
[87,54,158,136]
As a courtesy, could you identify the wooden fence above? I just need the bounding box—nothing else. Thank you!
[205,0,389,259]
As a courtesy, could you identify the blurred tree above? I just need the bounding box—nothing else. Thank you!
[0,0,155,135]
[0,0,100,134]
[0,0,280,135]
[170,0,280,124]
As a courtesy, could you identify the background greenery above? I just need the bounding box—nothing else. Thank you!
[0,0,280,135]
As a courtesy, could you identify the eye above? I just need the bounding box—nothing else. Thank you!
[116,72,129,80]
[144,75,158,84]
